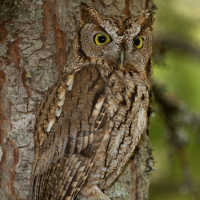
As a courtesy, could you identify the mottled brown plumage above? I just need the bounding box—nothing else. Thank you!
[30,2,153,200]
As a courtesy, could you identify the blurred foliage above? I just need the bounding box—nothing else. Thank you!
[153,0,200,44]
[149,0,200,199]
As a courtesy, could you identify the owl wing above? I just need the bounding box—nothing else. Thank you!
[30,66,107,200]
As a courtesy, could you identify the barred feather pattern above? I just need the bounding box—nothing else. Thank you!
[84,70,150,190]
[30,65,107,200]
[30,64,150,199]
[30,2,153,200]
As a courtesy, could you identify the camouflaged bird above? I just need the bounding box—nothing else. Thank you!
[30,2,153,200]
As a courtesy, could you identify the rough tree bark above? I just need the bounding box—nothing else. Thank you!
[0,0,153,199]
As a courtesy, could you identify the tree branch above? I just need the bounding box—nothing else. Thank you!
[153,35,200,60]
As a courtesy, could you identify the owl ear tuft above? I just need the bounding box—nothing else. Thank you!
[136,11,153,31]
[142,11,153,29]
[79,2,101,24]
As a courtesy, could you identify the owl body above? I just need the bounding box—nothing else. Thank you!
[84,67,149,188]
[30,3,153,200]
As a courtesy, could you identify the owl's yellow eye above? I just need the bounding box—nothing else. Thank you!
[133,37,143,49]
[94,33,110,45]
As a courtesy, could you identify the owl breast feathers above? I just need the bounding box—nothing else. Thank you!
[30,2,153,200]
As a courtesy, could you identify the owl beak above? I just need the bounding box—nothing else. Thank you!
[119,49,124,69]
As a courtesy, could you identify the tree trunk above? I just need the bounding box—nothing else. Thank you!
[0,0,153,199]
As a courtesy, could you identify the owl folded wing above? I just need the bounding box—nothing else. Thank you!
[30,66,108,200]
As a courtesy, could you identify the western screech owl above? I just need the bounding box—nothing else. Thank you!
[30,2,153,200]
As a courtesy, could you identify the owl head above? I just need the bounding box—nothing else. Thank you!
[67,2,153,83]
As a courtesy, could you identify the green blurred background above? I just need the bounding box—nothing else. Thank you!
[149,0,200,199]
